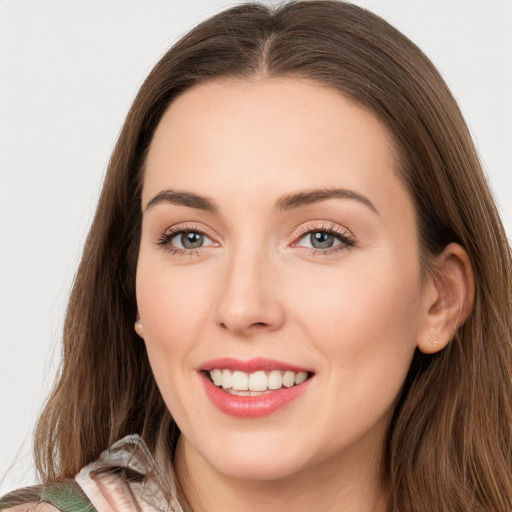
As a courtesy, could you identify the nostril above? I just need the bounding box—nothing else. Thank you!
[218,320,269,332]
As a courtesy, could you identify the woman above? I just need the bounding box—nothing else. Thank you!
[2,1,511,510]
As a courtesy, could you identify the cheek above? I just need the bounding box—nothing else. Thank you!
[291,260,422,452]
[135,257,211,417]
[136,258,211,351]
[135,260,213,420]
[288,254,422,381]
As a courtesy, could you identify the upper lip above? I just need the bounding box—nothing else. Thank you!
[198,357,313,373]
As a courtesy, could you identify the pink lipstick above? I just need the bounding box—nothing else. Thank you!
[199,358,314,418]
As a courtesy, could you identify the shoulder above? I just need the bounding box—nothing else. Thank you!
[0,486,47,511]
[0,482,94,512]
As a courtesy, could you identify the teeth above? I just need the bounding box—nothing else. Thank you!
[209,369,309,392]
[221,369,233,389]
[268,370,283,390]
[283,371,295,388]
[225,388,272,396]
[295,371,308,385]
[249,371,267,392]
[232,371,249,391]
[211,369,222,386]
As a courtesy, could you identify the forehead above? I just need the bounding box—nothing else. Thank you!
[142,77,411,221]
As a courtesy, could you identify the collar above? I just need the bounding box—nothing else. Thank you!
[75,434,188,512]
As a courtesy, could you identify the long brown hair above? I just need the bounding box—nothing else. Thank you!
[34,1,512,509]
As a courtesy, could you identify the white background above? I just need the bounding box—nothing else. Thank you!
[1,0,511,495]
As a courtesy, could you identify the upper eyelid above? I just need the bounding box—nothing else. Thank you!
[164,222,217,239]
[157,220,355,245]
[293,222,354,238]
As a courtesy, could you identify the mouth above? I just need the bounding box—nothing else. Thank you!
[205,368,311,396]
[198,358,315,417]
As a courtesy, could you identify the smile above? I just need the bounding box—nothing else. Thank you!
[208,369,309,396]
[199,358,314,417]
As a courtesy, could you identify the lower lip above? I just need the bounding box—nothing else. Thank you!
[201,373,313,418]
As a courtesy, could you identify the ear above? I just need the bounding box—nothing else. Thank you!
[417,243,474,354]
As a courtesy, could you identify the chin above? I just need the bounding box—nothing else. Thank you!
[199,434,313,482]
[212,453,306,482]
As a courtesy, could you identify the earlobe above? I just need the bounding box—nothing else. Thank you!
[417,243,474,354]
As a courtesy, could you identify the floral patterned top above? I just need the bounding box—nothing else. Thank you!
[0,435,190,512]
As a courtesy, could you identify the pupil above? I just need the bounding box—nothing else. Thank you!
[182,232,204,249]
[311,232,334,249]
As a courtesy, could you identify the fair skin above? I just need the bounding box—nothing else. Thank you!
[134,77,473,512]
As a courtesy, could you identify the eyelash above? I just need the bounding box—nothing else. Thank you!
[156,224,214,257]
[155,223,355,257]
[292,223,355,256]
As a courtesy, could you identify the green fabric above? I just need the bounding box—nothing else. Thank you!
[41,482,97,512]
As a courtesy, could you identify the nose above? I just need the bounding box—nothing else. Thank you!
[213,246,285,336]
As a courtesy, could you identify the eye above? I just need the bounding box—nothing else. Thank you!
[293,226,355,253]
[305,231,339,249]
[156,227,216,254]
[172,231,211,249]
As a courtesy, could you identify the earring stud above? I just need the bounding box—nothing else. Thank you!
[134,318,144,338]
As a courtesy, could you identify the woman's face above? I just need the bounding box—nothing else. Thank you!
[136,78,431,482]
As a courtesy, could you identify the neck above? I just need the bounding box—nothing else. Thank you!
[173,436,387,512]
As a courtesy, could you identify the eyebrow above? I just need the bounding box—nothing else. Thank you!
[144,187,378,215]
[145,190,218,213]
[274,188,378,214]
